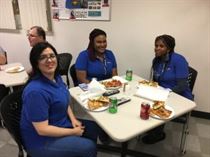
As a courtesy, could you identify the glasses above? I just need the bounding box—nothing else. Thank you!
[39,54,56,62]
[26,30,39,38]
[27,33,39,38]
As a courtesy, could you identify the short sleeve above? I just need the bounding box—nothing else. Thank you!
[174,55,189,79]
[109,51,117,68]
[75,51,88,71]
[23,91,49,122]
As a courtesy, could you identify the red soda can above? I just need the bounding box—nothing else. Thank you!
[140,102,150,120]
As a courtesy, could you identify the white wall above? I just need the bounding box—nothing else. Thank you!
[0,0,209,113]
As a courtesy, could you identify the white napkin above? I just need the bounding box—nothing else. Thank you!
[79,91,103,102]
[135,84,170,101]
[112,76,128,84]
[88,79,106,93]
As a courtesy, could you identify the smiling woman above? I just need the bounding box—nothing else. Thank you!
[75,28,118,84]
[20,42,99,157]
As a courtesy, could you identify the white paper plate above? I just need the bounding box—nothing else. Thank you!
[82,99,109,112]
[5,66,24,73]
[149,105,175,120]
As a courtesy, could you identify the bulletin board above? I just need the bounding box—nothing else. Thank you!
[51,0,111,21]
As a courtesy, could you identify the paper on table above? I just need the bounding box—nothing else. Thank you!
[88,79,106,93]
[112,76,128,84]
[79,91,103,102]
[135,84,170,101]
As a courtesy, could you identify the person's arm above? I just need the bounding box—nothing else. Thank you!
[172,78,188,94]
[26,91,84,137]
[112,67,118,76]
[171,54,189,94]
[75,51,90,84]
[0,53,6,65]
[109,50,118,77]
[32,120,84,137]
[76,70,90,84]
[67,105,82,128]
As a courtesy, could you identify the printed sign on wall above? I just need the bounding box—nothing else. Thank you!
[51,0,111,21]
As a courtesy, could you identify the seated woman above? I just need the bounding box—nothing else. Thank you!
[75,28,118,83]
[142,34,193,144]
[20,42,98,157]
[75,28,118,144]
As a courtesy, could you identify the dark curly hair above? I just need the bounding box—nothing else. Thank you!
[155,34,175,53]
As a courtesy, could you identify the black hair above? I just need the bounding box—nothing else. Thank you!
[155,34,175,53]
[151,34,175,79]
[29,42,59,77]
[87,28,107,61]
[30,26,46,40]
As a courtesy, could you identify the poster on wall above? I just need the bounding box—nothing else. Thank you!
[51,0,111,21]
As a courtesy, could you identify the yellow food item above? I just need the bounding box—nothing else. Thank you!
[139,80,158,87]
[150,101,172,119]
[87,96,109,110]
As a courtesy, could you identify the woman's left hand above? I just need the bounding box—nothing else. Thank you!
[72,118,82,128]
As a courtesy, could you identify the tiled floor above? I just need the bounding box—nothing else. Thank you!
[0,117,209,157]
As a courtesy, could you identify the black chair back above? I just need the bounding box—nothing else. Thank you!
[172,66,198,124]
[57,53,73,87]
[0,90,30,157]
[70,64,78,87]
[187,66,198,92]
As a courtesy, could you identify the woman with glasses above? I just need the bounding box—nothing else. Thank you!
[20,42,98,157]
[75,28,118,84]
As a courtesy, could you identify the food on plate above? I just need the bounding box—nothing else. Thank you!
[139,80,158,87]
[87,96,110,110]
[152,101,165,109]
[149,101,172,119]
[102,79,122,88]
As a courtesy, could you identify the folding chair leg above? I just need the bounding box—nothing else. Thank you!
[0,119,5,128]
[180,112,190,154]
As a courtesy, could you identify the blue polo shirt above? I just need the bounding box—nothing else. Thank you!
[153,52,193,100]
[75,49,117,81]
[20,74,71,150]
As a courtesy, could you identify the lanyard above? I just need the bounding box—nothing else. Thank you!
[151,61,168,82]
[96,55,107,76]
[103,57,107,75]
[151,53,171,81]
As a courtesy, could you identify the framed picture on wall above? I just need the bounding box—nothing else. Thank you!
[51,0,111,21]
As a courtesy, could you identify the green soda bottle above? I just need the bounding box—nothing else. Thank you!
[109,97,118,113]
[126,69,133,81]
